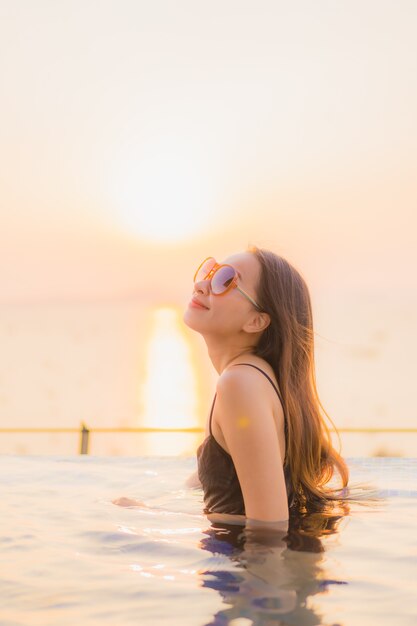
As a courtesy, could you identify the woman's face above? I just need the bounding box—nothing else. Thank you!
[183,251,263,336]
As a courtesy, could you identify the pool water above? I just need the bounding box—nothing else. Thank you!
[1,455,416,626]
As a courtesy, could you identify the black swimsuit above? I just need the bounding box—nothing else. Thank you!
[196,363,292,515]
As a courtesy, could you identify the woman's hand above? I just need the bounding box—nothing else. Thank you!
[112,496,149,508]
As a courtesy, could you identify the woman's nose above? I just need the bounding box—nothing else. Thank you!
[194,279,210,295]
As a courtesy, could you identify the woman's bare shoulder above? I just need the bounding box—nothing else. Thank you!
[216,357,284,418]
[216,362,270,407]
[219,357,279,390]
[217,362,259,389]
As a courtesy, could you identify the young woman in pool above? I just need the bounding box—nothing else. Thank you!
[183,246,349,527]
[113,246,350,529]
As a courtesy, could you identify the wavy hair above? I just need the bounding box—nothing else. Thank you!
[249,245,375,515]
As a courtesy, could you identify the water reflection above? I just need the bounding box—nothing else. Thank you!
[141,307,198,455]
[198,506,351,626]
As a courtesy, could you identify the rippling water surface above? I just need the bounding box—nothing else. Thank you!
[1,456,416,626]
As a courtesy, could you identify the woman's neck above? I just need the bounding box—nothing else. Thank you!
[203,335,257,374]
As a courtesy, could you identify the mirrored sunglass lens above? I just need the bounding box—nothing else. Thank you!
[211,266,236,294]
[194,258,216,282]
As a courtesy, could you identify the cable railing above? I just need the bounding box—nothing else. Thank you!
[0,424,416,454]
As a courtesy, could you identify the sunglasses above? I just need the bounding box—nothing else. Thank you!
[193,257,262,310]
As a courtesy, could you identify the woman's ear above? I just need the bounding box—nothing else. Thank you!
[243,311,271,334]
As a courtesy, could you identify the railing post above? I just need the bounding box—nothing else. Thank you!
[80,423,90,455]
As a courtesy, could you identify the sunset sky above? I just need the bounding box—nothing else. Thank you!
[1,0,416,306]
[0,1,416,456]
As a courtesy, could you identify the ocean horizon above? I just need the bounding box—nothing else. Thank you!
[0,289,415,458]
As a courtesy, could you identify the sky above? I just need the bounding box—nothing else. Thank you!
[0,1,416,456]
[0,0,416,306]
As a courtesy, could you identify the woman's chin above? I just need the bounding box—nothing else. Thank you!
[183,308,204,332]
[182,308,195,328]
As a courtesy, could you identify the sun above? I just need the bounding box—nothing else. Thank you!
[110,137,214,243]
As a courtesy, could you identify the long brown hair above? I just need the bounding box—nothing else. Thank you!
[249,245,367,515]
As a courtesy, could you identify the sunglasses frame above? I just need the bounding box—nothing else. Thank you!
[194,256,262,310]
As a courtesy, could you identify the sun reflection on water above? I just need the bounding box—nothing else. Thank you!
[141,307,199,456]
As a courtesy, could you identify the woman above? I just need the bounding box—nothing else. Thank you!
[183,246,349,528]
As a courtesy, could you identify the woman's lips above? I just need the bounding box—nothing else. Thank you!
[189,298,209,309]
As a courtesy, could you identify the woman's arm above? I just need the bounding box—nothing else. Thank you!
[112,497,205,520]
[112,468,202,511]
[206,511,289,532]
[214,368,290,523]
[184,469,202,488]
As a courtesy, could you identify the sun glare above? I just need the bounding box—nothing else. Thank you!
[141,307,198,455]
[111,138,214,243]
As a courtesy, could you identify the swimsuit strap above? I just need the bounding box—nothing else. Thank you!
[208,362,286,437]
[208,393,217,437]
[231,363,285,407]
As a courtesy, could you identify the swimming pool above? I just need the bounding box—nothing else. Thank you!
[1,455,415,626]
